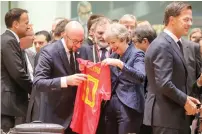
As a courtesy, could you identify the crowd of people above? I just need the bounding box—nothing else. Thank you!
[1,1,202,134]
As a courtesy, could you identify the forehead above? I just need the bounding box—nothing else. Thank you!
[34,34,46,41]
[192,32,202,37]
[177,8,192,18]
[79,6,91,12]
[95,23,109,32]
[120,20,136,26]
[19,12,29,21]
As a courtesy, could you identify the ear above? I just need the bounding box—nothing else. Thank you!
[143,38,149,45]
[169,16,175,25]
[13,20,19,29]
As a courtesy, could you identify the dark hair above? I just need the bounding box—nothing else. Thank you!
[87,14,104,32]
[54,19,70,37]
[35,30,51,42]
[164,2,192,26]
[132,25,157,44]
[5,8,28,28]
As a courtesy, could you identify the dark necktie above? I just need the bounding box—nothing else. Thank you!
[100,48,107,61]
[69,51,76,73]
[21,50,28,73]
[177,40,184,56]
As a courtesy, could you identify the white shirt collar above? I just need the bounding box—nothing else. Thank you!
[7,29,20,43]
[164,29,182,43]
[61,38,69,53]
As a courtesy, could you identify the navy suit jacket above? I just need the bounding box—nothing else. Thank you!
[143,32,188,129]
[110,45,146,113]
[33,40,79,128]
[78,38,99,63]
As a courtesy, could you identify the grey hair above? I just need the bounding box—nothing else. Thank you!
[104,23,129,42]
[119,14,137,27]
[77,1,91,13]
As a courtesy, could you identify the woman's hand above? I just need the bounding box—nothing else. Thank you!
[101,58,124,69]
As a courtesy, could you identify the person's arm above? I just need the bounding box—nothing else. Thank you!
[2,39,32,94]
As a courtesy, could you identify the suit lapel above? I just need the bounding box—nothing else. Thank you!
[57,41,72,75]
[162,32,188,76]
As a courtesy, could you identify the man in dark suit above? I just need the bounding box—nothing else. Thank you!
[1,8,32,132]
[183,39,201,98]
[33,21,87,134]
[143,2,201,134]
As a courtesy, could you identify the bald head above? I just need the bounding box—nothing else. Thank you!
[64,21,84,52]
[65,21,84,36]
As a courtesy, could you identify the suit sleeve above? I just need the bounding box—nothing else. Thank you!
[121,51,146,84]
[152,45,187,107]
[194,43,201,78]
[33,49,61,92]
[2,39,32,94]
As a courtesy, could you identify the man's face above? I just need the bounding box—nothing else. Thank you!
[34,34,48,53]
[172,9,192,37]
[15,12,29,38]
[65,32,84,52]
[94,23,109,48]
[133,37,149,52]
[120,19,136,38]
[190,31,202,42]
[78,6,92,22]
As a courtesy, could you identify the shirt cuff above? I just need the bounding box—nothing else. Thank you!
[61,77,68,88]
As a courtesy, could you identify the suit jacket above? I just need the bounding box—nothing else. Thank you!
[182,39,201,97]
[78,38,99,63]
[25,48,36,69]
[110,45,146,113]
[33,40,79,128]
[26,44,50,123]
[1,30,32,117]
[143,32,188,129]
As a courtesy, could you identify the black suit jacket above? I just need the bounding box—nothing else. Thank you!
[143,32,188,129]
[33,40,79,128]
[1,30,32,117]
[182,39,201,97]
[78,38,99,63]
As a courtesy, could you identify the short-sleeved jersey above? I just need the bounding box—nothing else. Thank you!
[70,58,111,134]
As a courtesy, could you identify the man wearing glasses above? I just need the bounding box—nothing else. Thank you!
[33,21,87,134]
[73,1,92,38]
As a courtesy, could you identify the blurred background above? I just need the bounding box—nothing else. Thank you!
[1,1,202,35]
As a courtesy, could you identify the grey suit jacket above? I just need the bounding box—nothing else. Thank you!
[25,48,36,69]
[1,30,32,117]
[143,32,188,129]
[182,39,201,97]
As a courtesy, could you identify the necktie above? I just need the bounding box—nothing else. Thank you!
[69,51,76,73]
[100,48,107,61]
[177,40,184,56]
[21,50,28,73]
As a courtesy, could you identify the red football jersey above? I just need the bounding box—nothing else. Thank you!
[70,58,111,134]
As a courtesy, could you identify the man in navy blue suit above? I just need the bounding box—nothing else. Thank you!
[33,21,87,134]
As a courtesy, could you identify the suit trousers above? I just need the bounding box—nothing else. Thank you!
[105,94,143,134]
[152,126,188,134]
[1,114,15,133]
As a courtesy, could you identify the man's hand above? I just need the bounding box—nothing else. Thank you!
[66,73,87,86]
[184,96,200,115]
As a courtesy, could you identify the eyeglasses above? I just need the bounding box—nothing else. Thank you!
[67,36,83,45]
